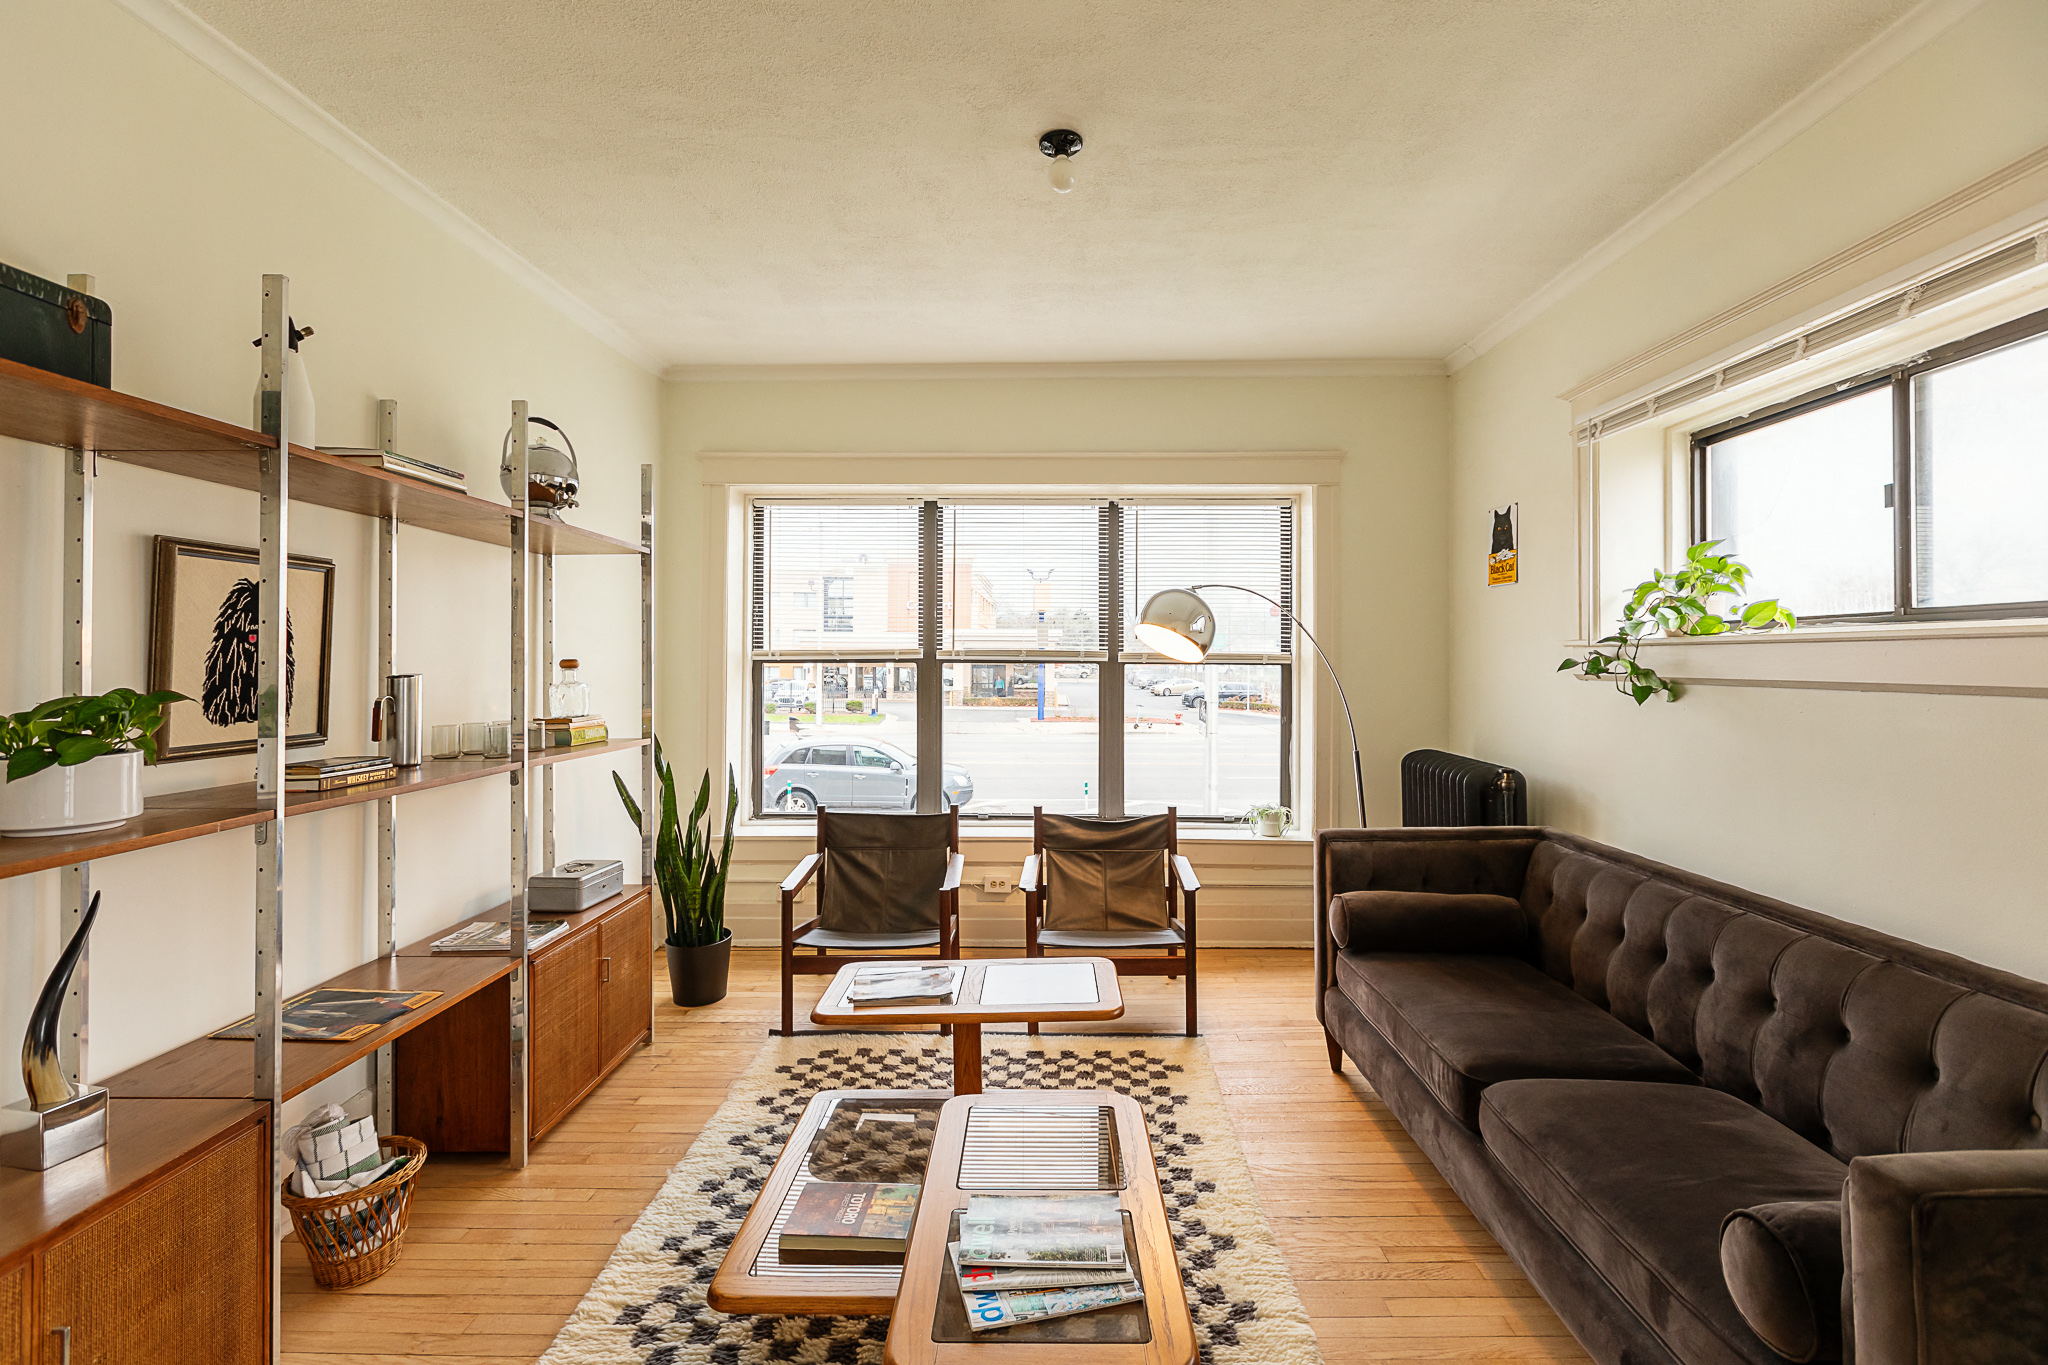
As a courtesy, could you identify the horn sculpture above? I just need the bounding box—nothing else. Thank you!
[23,890,98,1107]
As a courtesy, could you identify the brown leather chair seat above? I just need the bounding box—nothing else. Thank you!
[1333,951,1698,1131]
[1480,1079,1849,1365]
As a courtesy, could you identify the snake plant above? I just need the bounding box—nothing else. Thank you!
[614,741,736,948]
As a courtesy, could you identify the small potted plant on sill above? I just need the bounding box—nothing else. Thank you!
[614,742,736,1007]
[0,688,185,837]
[1245,803,1293,838]
[1559,540,1796,704]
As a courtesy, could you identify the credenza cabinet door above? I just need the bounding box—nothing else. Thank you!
[529,928,601,1137]
[0,1258,26,1365]
[598,901,653,1070]
[41,1120,267,1364]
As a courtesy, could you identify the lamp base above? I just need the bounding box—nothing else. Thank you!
[0,1088,109,1170]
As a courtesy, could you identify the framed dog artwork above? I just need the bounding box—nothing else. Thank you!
[148,535,336,761]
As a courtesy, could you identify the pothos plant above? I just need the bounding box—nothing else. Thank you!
[2,689,187,783]
[1559,541,1796,705]
[614,740,737,948]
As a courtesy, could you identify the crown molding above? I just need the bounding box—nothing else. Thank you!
[114,0,662,375]
[1443,0,1989,374]
[663,357,1447,384]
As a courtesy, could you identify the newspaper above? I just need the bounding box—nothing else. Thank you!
[961,1280,1146,1332]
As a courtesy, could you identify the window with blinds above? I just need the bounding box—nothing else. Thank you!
[1123,501,1294,657]
[939,502,1106,655]
[749,501,922,655]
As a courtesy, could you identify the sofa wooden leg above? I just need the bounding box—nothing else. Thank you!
[1324,1029,1343,1073]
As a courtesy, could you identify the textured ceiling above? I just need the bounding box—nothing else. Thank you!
[186,0,1920,367]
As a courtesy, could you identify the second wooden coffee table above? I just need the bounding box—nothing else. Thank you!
[811,957,1123,1094]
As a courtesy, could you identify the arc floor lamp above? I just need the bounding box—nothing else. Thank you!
[1135,585,1367,826]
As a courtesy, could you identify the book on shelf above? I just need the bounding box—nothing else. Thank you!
[775,1180,921,1265]
[285,765,398,792]
[956,1193,1127,1269]
[430,918,570,953]
[317,446,468,492]
[947,1243,1134,1290]
[531,720,608,748]
[286,755,393,776]
[845,964,958,1006]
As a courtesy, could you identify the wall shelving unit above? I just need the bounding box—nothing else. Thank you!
[0,275,655,1364]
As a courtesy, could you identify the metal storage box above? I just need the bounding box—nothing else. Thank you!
[529,859,625,911]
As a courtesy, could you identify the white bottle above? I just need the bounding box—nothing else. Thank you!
[547,659,591,720]
[251,319,316,448]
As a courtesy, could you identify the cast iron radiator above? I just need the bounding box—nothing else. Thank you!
[1400,749,1527,827]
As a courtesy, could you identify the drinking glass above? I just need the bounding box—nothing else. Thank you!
[484,721,513,759]
[461,722,490,755]
[430,724,463,760]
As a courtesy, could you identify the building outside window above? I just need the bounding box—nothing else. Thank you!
[746,496,1297,821]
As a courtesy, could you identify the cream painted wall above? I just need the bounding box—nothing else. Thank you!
[1448,0,2048,980]
[0,1,659,1118]
[660,374,1450,949]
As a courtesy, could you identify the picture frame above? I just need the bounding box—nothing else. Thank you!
[148,535,337,762]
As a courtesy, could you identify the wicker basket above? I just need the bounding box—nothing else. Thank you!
[281,1135,428,1289]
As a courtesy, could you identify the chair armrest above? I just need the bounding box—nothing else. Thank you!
[1844,1149,2048,1365]
[1020,853,1040,893]
[941,852,966,892]
[780,853,821,895]
[1171,854,1201,893]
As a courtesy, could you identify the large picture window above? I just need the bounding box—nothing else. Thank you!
[747,497,1296,822]
[1694,307,2048,622]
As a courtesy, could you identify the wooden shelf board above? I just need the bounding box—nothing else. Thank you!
[103,953,519,1103]
[0,739,649,883]
[0,357,644,556]
[0,1097,266,1269]
[394,885,650,957]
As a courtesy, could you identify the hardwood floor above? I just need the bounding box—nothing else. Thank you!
[282,948,1591,1364]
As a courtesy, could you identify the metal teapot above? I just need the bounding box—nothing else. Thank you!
[499,414,580,518]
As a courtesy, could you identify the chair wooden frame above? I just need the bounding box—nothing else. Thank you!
[1020,806,1201,1036]
[780,806,964,1037]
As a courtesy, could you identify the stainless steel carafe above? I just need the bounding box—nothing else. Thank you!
[370,674,424,768]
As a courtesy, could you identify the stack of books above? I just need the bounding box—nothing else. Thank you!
[845,964,959,1007]
[317,446,468,493]
[531,714,608,749]
[952,1193,1144,1331]
[777,1180,921,1264]
[431,918,569,953]
[285,755,396,792]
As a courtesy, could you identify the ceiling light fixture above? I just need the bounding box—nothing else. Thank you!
[1039,129,1082,194]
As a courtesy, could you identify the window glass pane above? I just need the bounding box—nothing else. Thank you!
[755,503,921,653]
[759,662,918,815]
[1912,331,2048,607]
[1124,502,1293,655]
[942,663,1097,817]
[941,504,1103,653]
[1125,665,1284,819]
[1704,387,1894,617]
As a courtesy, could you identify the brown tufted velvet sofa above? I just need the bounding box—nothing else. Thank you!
[1314,826,2048,1365]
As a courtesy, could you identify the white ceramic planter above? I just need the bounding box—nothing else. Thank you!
[1255,814,1286,837]
[0,751,144,837]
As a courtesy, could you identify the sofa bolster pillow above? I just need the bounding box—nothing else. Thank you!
[1327,890,1527,953]
[1720,1200,1844,1363]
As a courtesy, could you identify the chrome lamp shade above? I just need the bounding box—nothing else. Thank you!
[1133,588,1214,662]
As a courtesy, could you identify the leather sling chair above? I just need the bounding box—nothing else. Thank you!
[1020,807,1200,1036]
[779,807,964,1037]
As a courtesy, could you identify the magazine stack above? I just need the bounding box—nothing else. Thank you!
[845,963,960,1007]
[951,1194,1144,1331]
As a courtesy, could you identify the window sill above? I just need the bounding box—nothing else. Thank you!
[1564,616,2048,698]
[733,820,1315,844]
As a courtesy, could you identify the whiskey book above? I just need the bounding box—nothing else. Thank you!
[776,1181,920,1264]
[285,766,398,792]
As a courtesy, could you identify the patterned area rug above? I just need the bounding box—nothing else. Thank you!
[540,1034,1322,1365]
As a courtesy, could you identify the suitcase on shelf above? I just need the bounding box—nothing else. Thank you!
[1,262,111,387]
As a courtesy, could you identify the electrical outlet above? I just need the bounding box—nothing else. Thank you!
[981,875,1013,895]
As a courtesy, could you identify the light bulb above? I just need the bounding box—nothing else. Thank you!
[1049,154,1076,194]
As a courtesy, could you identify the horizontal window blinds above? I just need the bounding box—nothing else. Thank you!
[1122,501,1294,657]
[1577,228,2048,447]
[750,501,922,654]
[939,503,1105,654]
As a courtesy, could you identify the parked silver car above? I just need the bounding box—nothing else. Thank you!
[764,738,973,813]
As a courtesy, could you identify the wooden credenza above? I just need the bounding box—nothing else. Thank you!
[0,1099,270,1365]
[394,886,654,1150]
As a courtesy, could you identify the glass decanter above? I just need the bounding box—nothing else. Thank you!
[547,659,591,719]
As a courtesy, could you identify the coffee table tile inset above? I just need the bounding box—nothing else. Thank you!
[811,957,1124,1095]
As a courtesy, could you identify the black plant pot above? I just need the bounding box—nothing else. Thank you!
[665,931,733,1007]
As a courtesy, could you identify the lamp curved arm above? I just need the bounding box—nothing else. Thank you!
[1188,583,1367,827]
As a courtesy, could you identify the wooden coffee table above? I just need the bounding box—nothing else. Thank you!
[706,1087,950,1315]
[811,958,1123,1095]
[884,1089,1197,1365]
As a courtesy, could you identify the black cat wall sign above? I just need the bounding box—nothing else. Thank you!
[148,535,335,761]
[1488,504,1519,586]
